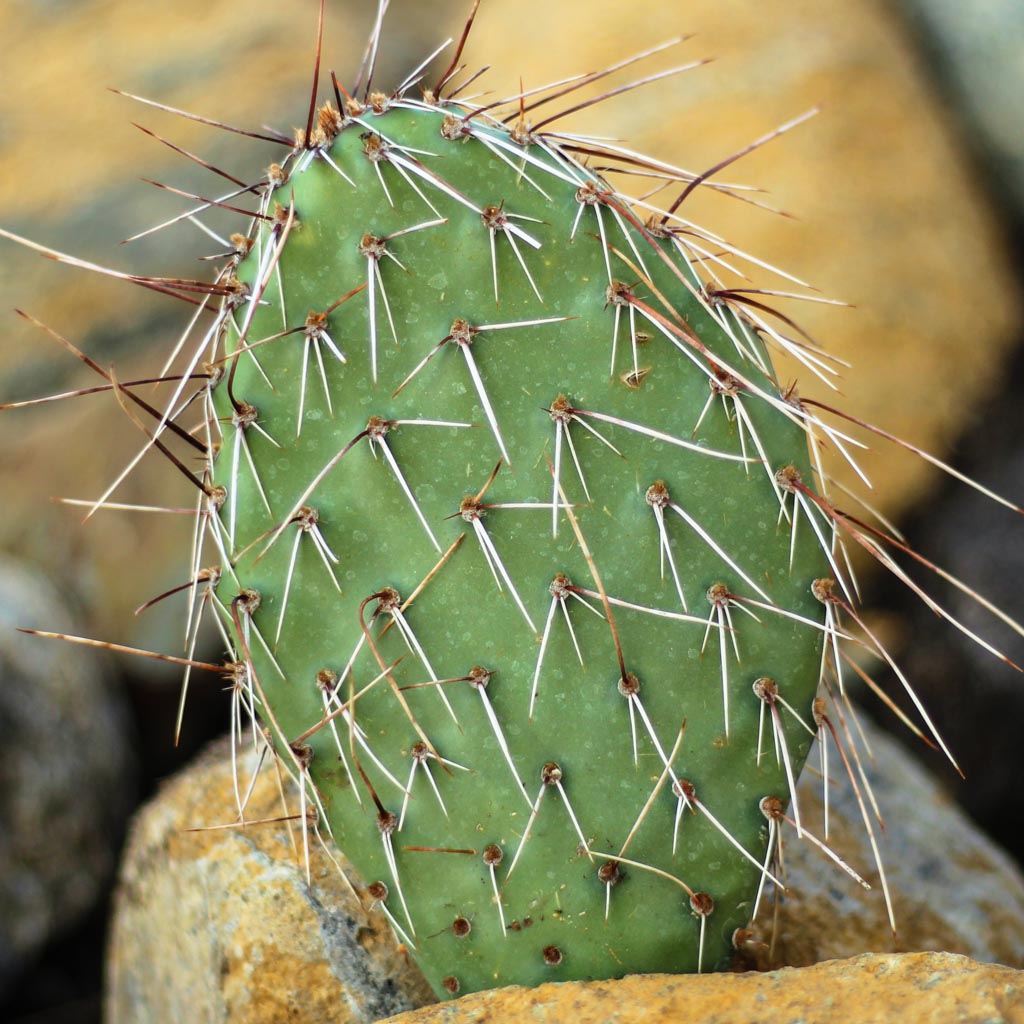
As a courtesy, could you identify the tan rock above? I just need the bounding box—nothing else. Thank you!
[105,740,435,1024]
[383,953,1024,1024]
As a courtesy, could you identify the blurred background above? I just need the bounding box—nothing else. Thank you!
[1,1,1022,1020]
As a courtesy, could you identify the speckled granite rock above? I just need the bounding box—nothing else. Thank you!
[0,556,135,996]
[105,739,435,1024]
[383,953,1024,1024]
[761,723,1024,969]
[105,712,1024,1022]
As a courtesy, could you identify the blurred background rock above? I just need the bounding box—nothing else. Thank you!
[0,1,1021,1021]
[0,557,134,999]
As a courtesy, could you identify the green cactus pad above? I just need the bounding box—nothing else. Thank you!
[208,95,829,998]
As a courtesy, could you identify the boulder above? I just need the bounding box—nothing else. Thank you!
[0,556,135,995]
[105,740,434,1024]
[385,953,1024,1024]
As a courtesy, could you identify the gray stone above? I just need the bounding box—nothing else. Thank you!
[896,0,1024,218]
[858,356,1024,876]
[0,556,135,995]
[761,720,1024,969]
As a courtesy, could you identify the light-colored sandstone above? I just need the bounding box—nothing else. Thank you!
[384,953,1024,1024]
[105,741,435,1024]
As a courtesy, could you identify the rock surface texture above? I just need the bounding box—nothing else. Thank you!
[105,740,435,1024]
[384,953,1024,1024]
[106,715,1024,1022]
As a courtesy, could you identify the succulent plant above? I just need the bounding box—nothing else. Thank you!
[207,81,837,995]
[3,0,1021,1005]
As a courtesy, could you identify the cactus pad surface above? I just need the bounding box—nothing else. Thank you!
[211,96,829,996]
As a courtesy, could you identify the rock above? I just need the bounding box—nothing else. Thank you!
[860,341,1024,872]
[105,739,435,1024]
[105,714,1024,1021]
[0,556,135,995]
[894,0,1024,221]
[762,723,1024,970]
[383,953,1024,1024]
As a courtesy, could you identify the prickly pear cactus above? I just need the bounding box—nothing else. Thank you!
[209,86,830,996]
[16,3,1019,1007]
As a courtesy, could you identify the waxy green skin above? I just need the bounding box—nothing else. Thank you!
[212,102,827,998]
